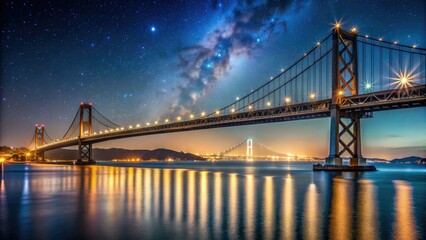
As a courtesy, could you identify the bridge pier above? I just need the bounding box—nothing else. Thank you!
[319,26,375,171]
[76,103,96,165]
[34,124,46,162]
[77,141,95,164]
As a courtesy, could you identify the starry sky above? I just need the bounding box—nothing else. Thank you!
[1,0,425,159]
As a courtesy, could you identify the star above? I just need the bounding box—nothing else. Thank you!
[151,26,156,32]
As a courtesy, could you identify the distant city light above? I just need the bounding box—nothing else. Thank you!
[151,26,156,32]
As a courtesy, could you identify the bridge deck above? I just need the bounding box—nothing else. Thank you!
[33,85,426,152]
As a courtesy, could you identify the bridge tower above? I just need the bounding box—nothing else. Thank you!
[326,27,366,166]
[34,124,45,161]
[246,138,253,160]
[77,103,94,164]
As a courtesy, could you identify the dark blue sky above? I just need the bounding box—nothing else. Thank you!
[1,0,425,159]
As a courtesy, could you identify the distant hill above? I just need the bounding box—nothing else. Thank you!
[141,148,204,161]
[390,156,425,164]
[45,148,204,161]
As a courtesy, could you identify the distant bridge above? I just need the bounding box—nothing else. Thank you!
[206,139,292,160]
[29,26,426,167]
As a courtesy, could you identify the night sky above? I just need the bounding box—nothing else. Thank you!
[1,0,425,159]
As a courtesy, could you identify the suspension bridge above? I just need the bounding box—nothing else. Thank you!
[28,26,426,169]
[208,139,291,160]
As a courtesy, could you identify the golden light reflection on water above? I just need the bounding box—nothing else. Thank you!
[174,169,183,227]
[2,164,422,240]
[214,172,222,239]
[229,173,238,239]
[303,183,321,240]
[264,176,275,239]
[199,171,209,239]
[162,169,171,221]
[330,177,353,240]
[357,179,378,240]
[393,180,417,240]
[282,174,295,240]
[245,174,255,240]
[143,168,151,220]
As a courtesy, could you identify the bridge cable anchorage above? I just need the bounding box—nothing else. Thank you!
[92,107,120,128]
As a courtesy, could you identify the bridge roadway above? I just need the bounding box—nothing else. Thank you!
[33,85,426,152]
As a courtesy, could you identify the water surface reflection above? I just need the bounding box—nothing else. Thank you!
[0,162,424,239]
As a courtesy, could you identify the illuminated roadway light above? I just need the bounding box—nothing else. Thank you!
[201,112,206,117]
[338,90,344,96]
[165,119,169,123]
[317,42,320,46]
[100,131,103,134]
[394,41,398,45]
[351,27,357,33]
[365,35,369,38]
[231,108,235,113]
[400,77,408,84]
[236,97,240,100]
[216,110,220,115]
[190,114,194,119]
[412,45,417,48]
[281,68,284,72]
[177,116,181,121]
[154,121,158,125]
[120,127,124,130]
[334,22,340,28]
[146,122,150,126]
[310,93,316,99]
[136,124,140,128]
[285,97,291,103]
[248,105,253,110]
[379,38,383,41]
[266,101,272,107]
[115,128,119,131]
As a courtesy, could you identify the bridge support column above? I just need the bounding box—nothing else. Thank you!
[77,141,94,164]
[34,124,46,162]
[76,103,96,165]
[322,26,372,170]
[326,105,342,165]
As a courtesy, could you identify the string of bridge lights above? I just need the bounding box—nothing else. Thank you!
[41,22,421,144]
